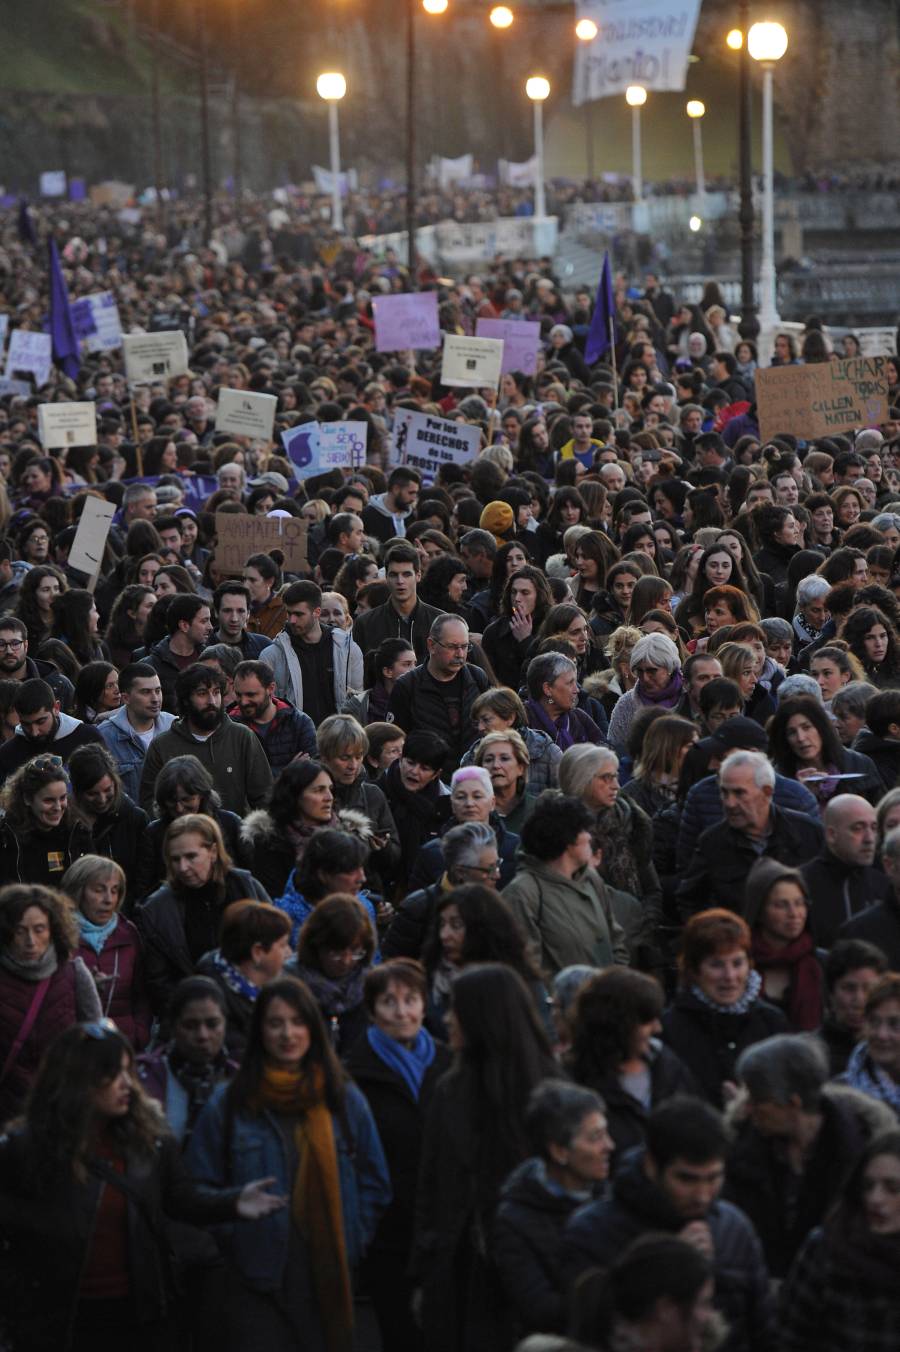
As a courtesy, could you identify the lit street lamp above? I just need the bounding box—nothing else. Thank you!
[316,71,347,234]
[686,99,706,207]
[625,84,647,203]
[525,76,550,219]
[749,20,788,347]
[490,5,513,27]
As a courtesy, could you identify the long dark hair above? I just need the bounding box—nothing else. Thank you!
[768,694,845,776]
[227,976,347,1116]
[51,589,101,665]
[107,585,155,655]
[500,566,553,626]
[825,1129,900,1246]
[14,565,66,646]
[421,884,540,983]
[842,605,900,679]
[567,968,664,1084]
[266,759,333,831]
[17,1023,163,1189]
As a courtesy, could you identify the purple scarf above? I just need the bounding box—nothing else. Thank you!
[526,698,576,750]
[638,670,684,707]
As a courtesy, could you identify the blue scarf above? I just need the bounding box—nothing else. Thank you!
[844,1041,900,1116]
[210,949,260,1002]
[76,911,119,955]
[367,1024,436,1101]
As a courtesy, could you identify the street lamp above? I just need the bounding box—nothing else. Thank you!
[525,76,550,219]
[726,28,743,49]
[686,99,706,207]
[575,17,597,40]
[749,20,788,347]
[625,84,647,203]
[490,5,513,27]
[316,72,347,234]
[576,17,597,179]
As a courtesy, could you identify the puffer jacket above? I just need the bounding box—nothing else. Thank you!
[459,725,562,793]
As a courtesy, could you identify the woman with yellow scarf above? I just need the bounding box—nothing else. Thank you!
[186,976,392,1352]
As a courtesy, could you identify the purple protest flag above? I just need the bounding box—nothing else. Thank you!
[47,238,81,380]
[476,318,541,375]
[585,251,616,366]
[373,292,440,353]
[17,199,37,247]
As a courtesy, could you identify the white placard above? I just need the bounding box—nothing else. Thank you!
[70,291,124,353]
[391,408,482,484]
[318,421,368,469]
[440,334,504,389]
[215,388,278,441]
[40,170,67,198]
[5,330,52,386]
[38,401,98,450]
[67,497,117,578]
[123,331,189,384]
[573,0,703,104]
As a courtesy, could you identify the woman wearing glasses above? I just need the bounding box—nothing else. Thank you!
[0,754,92,888]
[606,633,684,758]
[0,1019,283,1352]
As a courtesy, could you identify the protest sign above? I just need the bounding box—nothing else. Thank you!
[123,331,189,384]
[441,334,504,389]
[214,512,307,574]
[392,409,481,483]
[572,0,702,103]
[0,378,31,399]
[40,171,66,198]
[756,357,890,443]
[281,420,367,476]
[476,318,541,375]
[498,157,538,188]
[5,330,52,386]
[68,497,116,579]
[215,388,278,441]
[373,292,440,353]
[436,154,474,191]
[855,328,898,358]
[38,402,98,450]
[70,292,124,353]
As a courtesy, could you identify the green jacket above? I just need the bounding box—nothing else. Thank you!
[501,855,630,978]
[139,715,273,817]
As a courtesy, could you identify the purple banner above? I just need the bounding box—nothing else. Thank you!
[373,292,440,353]
[475,318,542,375]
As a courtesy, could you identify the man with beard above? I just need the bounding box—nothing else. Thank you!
[229,659,316,776]
[139,665,272,815]
[0,678,103,784]
[0,615,75,710]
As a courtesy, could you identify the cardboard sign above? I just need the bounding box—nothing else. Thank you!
[213,512,307,574]
[38,401,98,450]
[5,330,52,386]
[281,420,367,476]
[70,292,124,353]
[440,333,504,389]
[123,331,189,384]
[68,496,116,577]
[373,292,440,353]
[392,408,482,484]
[476,318,542,375]
[756,357,890,443]
[215,388,278,441]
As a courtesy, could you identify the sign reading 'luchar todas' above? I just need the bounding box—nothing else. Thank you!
[756,357,890,443]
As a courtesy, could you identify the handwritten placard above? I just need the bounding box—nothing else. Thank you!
[373,292,440,353]
[476,318,542,375]
[756,357,890,443]
[440,333,504,389]
[213,512,308,574]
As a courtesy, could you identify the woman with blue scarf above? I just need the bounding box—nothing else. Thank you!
[840,974,900,1120]
[346,958,450,1352]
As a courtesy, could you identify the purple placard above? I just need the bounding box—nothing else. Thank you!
[476,318,542,375]
[68,178,87,202]
[373,292,440,353]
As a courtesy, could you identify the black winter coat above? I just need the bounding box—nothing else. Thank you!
[133,807,248,905]
[381,882,443,960]
[575,1042,698,1160]
[851,728,900,792]
[661,988,788,1108]
[800,850,893,948]
[480,615,539,691]
[562,1147,776,1352]
[0,814,93,888]
[0,1129,240,1352]
[87,792,149,904]
[839,892,900,968]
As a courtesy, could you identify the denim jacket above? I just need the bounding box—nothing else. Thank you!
[185,1080,391,1287]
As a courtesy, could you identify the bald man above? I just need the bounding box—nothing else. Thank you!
[800,795,892,947]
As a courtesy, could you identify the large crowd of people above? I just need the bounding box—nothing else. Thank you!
[1,195,900,1352]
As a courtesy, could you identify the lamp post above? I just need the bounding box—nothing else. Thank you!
[748,20,788,351]
[316,72,347,234]
[731,9,757,337]
[686,99,706,208]
[575,17,598,180]
[625,84,647,203]
[407,0,447,280]
[198,0,212,244]
[525,76,550,220]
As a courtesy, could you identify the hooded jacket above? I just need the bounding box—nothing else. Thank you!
[138,713,273,816]
[0,711,103,786]
[562,1146,776,1352]
[800,848,894,948]
[227,697,317,776]
[19,654,75,712]
[97,704,176,803]
[501,855,630,976]
[259,626,363,716]
[362,492,414,544]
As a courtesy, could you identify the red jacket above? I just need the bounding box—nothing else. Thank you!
[77,915,152,1050]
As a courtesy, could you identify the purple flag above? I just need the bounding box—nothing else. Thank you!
[48,238,80,380]
[585,251,616,366]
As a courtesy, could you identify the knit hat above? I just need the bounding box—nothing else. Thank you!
[709,715,769,753]
[479,500,515,544]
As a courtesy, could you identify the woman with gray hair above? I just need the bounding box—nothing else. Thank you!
[382,820,500,960]
[407,766,522,892]
[793,575,832,648]
[559,745,663,967]
[606,632,683,757]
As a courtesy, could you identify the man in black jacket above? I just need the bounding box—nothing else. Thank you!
[388,614,489,769]
[678,750,824,920]
[800,794,891,946]
[361,466,421,545]
[562,1096,775,1352]
[0,678,102,785]
[0,615,75,710]
[353,542,444,662]
[839,823,900,965]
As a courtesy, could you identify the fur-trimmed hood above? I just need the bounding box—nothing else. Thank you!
[724,1079,898,1139]
[240,805,375,848]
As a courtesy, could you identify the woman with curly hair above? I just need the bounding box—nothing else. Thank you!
[842,605,900,688]
[482,565,553,689]
[767,693,883,805]
[333,553,379,615]
[0,754,93,889]
[566,966,696,1156]
[14,563,66,648]
[419,554,471,618]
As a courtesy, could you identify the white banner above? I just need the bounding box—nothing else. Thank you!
[392,409,482,484]
[38,402,98,450]
[5,331,52,386]
[573,0,702,104]
[311,165,358,196]
[499,156,538,188]
[40,170,67,198]
[123,331,189,384]
[441,334,504,389]
[70,291,124,354]
[437,154,474,192]
[215,388,278,441]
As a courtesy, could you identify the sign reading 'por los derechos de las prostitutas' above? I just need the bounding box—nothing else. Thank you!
[756,357,890,444]
[391,409,482,484]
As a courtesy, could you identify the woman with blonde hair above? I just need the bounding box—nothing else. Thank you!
[474,728,535,835]
[717,640,775,725]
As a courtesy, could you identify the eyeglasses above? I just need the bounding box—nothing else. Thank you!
[435,640,472,654]
[0,639,24,652]
[325,948,367,964]
[31,754,63,771]
[461,861,502,878]
[82,1018,120,1041]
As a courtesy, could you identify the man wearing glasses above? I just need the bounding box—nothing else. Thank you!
[387,614,490,770]
[0,615,75,711]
